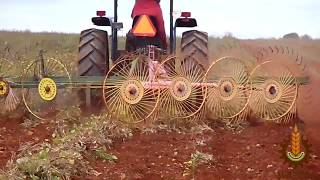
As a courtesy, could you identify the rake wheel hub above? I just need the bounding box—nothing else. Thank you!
[219,78,237,101]
[0,79,9,98]
[38,78,57,101]
[170,77,192,102]
[120,79,144,105]
[264,80,282,104]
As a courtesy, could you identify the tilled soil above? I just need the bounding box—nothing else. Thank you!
[0,118,54,168]
[0,118,319,179]
[80,122,320,180]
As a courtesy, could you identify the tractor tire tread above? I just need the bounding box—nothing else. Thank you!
[77,28,109,110]
[78,28,109,76]
[181,30,209,68]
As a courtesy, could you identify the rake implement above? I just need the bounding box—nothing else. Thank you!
[0,49,309,124]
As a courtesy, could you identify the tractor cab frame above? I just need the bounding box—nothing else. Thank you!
[91,0,198,60]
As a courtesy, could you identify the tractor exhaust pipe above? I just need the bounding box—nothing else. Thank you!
[112,0,118,60]
[169,0,174,54]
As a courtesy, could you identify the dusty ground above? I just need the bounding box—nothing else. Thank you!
[0,117,319,180]
[0,119,54,168]
[83,123,320,180]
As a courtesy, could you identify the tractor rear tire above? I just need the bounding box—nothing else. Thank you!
[77,28,109,111]
[181,30,209,68]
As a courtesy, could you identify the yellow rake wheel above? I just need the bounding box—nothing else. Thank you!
[38,78,57,101]
[21,58,71,120]
[103,54,160,124]
[0,58,21,114]
[0,79,9,98]
[158,56,206,121]
[249,61,298,121]
[206,56,251,119]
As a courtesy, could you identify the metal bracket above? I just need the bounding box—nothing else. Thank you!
[85,85,91,108]
[112,22,123,30]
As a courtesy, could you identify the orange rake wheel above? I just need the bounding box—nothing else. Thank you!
[21,58,71,120]
[103,54,160,124]
[158,56,206,121]
[249,61,298,121]
[205,56,251,120]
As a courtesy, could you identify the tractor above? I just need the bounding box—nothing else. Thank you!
[77,0,209,109]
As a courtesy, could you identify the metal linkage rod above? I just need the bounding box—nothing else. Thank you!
[6,75,309,89]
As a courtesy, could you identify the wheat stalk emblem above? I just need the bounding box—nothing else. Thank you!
[286,124,306,162]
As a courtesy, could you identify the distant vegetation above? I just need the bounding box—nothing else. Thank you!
[1,30,320,72]
[283,32,300,39]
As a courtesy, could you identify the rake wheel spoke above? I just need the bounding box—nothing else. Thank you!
[206,56,251,119]
[158,56,206,121]
[249,61,298,121]
[103,54,160,124]
[21,58,71,120]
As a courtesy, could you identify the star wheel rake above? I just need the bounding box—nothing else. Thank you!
[21,57,71,120]
[275,102,297,124]
[103,54,160,124]
[249,61,298,121]
[0,58,21,114]
[205,56,251,120]
[157,56,206,122]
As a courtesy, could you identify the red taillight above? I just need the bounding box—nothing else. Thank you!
[97,11,106,17]
[181,12,191,18]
